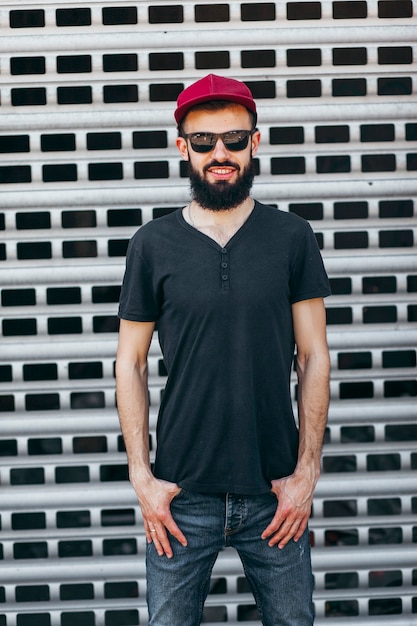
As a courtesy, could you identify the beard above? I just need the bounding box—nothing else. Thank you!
[188,157,256,211]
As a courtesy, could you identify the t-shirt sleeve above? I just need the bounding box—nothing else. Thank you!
[118,234,160,322]
[289,222,331,304]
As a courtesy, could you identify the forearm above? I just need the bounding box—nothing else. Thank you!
[116,358,153,480]
[263,298,329,548]
[263,348,330,548]
[115,322,185,555]
[116,354,187,555]
[295,349,330,484]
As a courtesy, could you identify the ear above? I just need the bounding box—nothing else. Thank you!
[176,136,189,161]
[250,129,261,157]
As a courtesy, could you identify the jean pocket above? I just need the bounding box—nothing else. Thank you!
[172,487,186,501]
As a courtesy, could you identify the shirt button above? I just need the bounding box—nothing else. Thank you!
[221,248,227,254]
[221,262,228,268]
[222,274,228,281]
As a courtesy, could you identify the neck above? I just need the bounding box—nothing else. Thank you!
[184,198,255,248]
[189,197,254,227]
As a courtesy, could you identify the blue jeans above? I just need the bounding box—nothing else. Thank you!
[146,490,314,625]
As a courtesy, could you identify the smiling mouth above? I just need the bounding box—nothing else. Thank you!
[204,160,239,171]
[205,161,239,179]
[209,167,235,176]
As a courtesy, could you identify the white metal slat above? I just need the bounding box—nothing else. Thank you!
[0,1,416,624]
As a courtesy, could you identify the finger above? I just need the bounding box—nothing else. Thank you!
[268,522,296,548]
[145,521,158,545]
[268,527,296,550]
[261,518,282,540]
[159,511,188,547]
[292,518,309,543]
[150,531,168,558]
[277,522,301,549]
[271,515,308,549]
[265,509,300,543]
[146,521,173,558]
[147,519,187,558]
[166,522,187,547]
[154,529,172,558]
[261,507,288,540]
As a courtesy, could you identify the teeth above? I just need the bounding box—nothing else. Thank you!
[212,168,232,174]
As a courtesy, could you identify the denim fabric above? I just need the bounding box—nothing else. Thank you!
[146,490,314,625]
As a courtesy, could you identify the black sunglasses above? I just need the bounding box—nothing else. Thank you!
[182,129,255,153]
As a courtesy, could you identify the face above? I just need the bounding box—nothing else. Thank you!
[176,104,261,211]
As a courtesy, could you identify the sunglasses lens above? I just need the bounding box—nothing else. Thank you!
[188,131,251,153]
[223,132,250,151]
[190,141,214,153]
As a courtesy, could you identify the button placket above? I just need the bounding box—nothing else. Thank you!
[221,248,229,291]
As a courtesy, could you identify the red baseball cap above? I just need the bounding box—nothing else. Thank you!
[174,74,257,125]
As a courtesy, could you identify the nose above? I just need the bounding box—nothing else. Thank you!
[211,137,230,159]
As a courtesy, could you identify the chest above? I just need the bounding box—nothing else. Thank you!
[191,223,243,248]
[157,237,292,317]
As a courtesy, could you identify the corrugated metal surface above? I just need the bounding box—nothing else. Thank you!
[0,1,416,623]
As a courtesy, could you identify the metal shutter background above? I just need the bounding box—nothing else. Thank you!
[0,1,416,624]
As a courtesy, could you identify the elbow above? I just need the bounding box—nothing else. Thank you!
[116,354,147,382]
[296,348,330,384]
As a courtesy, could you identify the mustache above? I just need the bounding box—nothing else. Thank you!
[203,160,240,173]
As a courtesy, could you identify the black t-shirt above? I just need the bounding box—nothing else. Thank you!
[118,201,331,494]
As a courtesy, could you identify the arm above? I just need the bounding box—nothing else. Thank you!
[116,319,187,557]
[262,297,330,548]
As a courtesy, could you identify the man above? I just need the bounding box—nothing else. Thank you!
[116,74,331,625]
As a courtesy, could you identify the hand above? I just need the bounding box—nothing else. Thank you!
[131,473,187,558]
[261,472,315,549]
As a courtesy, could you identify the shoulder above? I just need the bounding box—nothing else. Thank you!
[128,209,182,249]
[254,201,312,235]
[134,209,180,238]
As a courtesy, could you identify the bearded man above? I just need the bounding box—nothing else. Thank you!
[116,74,331,626]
